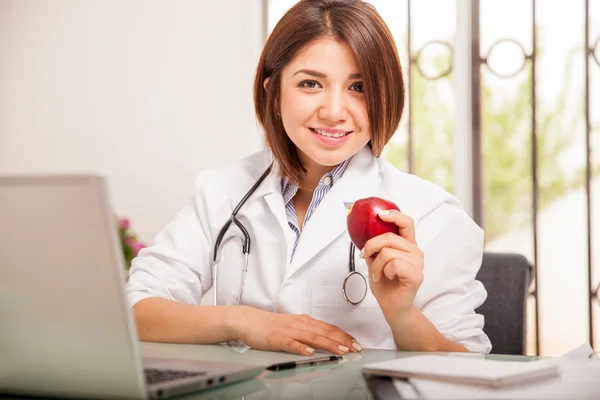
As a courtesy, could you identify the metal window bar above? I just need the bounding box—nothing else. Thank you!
[584,0,598,350]
[470,0,484,233]
[530,0,541,355]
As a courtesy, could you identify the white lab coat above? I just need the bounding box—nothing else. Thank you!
[127,146,492,353]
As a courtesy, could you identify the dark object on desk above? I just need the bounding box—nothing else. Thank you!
[266,355,342,371]
[476,252,533,355]
[365,376,402,400]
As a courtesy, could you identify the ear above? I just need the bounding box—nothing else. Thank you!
[263,77,270,91]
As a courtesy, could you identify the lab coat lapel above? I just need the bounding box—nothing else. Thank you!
[233,155,292,265]
[251,163,293,264]
[286,146,379,280]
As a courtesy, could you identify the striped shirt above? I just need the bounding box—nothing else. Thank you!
[281,159,351,261]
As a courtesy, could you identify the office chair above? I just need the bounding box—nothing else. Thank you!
[475,252,533,355]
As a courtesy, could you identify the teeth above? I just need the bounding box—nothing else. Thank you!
[314,129,348,138]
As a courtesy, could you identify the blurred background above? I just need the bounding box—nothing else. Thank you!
[1,0,598,357]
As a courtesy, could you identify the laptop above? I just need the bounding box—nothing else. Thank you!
[0,174,264,399]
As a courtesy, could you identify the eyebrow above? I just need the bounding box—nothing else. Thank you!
[293,69,361,79]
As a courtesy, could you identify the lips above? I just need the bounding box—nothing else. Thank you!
[309,128,352,138]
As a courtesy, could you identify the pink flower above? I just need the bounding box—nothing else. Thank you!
[125,236,136,247]
[119,218,130,230]
[132,241,146,255]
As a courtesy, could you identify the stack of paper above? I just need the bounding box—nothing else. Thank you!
[400,359,600,399]
[363,344,600,400]
[364,355,561,388]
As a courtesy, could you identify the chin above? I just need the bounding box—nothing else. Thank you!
[307,150,352,167]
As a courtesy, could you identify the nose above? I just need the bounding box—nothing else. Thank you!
[318,89,348,122]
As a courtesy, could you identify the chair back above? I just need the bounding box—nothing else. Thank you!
[475,252,533,355]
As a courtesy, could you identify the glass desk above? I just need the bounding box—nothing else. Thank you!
[140,342,544,400]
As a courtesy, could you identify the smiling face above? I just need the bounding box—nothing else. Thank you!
[278,37,371,174]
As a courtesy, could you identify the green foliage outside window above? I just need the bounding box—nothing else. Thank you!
[384,48,598,242]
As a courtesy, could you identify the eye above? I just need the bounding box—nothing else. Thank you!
[350,82,364,93]
[299,80,322,89]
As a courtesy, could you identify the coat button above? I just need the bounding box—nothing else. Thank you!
[323,176,332,186]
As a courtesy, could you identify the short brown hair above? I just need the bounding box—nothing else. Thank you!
[253,0,405,185]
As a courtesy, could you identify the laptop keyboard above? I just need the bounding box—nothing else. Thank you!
[145,368,206,385]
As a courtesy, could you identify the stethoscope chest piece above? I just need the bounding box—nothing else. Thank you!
[342,242,368,305]
[342,270,368,305]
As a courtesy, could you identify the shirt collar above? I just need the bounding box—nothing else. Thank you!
[280,158,352,204]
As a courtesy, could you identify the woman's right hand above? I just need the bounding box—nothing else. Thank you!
[229,305,362,356]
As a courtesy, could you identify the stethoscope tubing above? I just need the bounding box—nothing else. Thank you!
[212,164,366,306]
[212,165,272,306]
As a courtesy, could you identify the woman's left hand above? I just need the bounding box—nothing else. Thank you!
[360,210,424,318]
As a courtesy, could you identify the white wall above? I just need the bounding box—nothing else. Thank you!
[0,0,266,243]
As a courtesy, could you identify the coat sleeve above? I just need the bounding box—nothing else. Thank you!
[414,197,493,354]
[125,170,216,308]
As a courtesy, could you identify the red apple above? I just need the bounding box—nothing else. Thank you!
[346,197,401,250]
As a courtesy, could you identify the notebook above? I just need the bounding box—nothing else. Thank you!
[362,355,561,388]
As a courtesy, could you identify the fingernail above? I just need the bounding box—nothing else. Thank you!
[306,347,315,354]
[372,273,377,282]
[338,345,349,353]
[352,341,362,352]
[359,249,365,258]
[378,210,389,216]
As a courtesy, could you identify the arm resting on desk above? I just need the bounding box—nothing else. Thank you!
[133,297,239,343]
[132,299,358,356]
[386,305,469,352]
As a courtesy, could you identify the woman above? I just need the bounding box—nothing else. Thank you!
[127,0,492,356]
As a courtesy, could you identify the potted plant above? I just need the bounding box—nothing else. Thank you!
[118,217,146,269]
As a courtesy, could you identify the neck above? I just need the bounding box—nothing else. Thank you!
[299,164,335,192]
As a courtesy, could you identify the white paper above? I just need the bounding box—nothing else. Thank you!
[393,343,600,400]
[404,359,600,400]
[365,354,560,382]
[560,343,595,359]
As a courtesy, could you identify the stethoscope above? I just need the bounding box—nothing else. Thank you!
[212,165,368,307]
